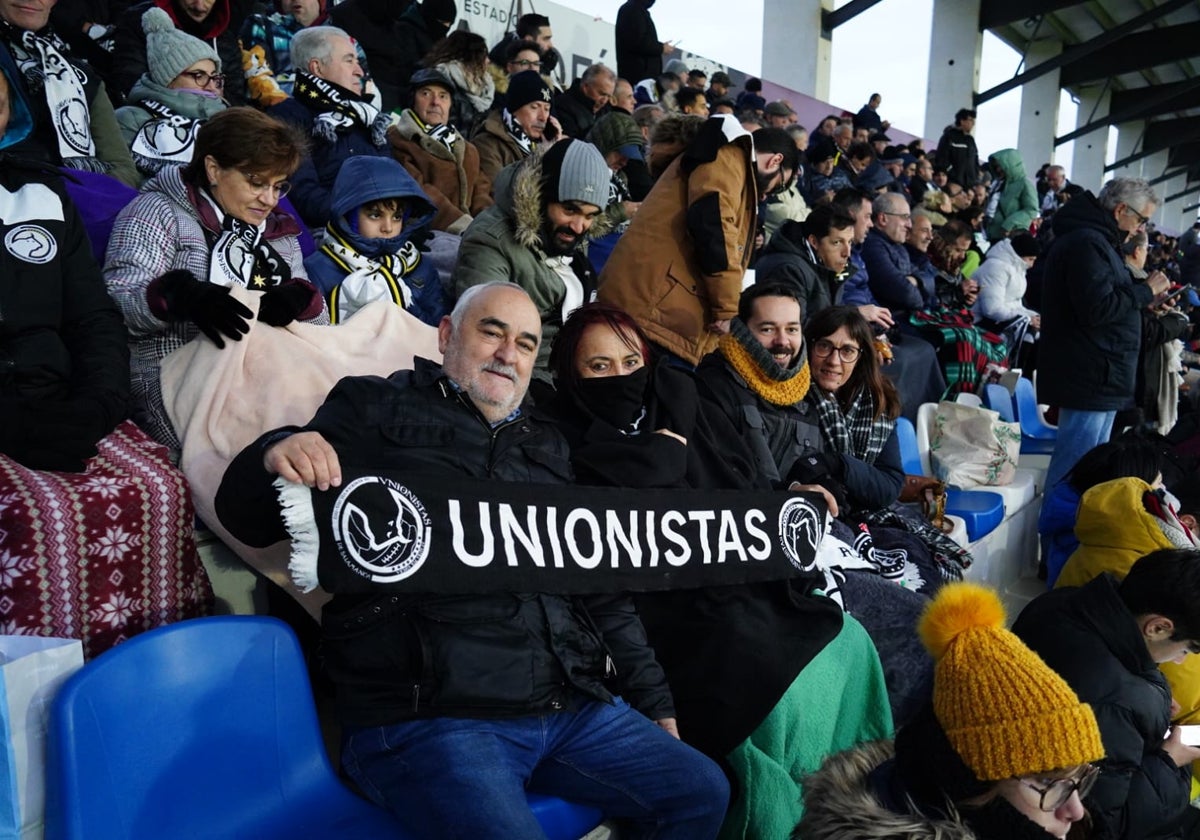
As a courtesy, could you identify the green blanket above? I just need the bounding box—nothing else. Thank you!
[719,613,894,840]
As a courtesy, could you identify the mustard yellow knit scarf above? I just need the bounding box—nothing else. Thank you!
[718,325,811,407]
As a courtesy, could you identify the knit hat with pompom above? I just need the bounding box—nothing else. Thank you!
[143,7,221,88]
[918,582,1105,781]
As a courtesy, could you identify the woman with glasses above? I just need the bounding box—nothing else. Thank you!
[104,107,328,454]
[800,581,1106,840]
[115,8,227,178]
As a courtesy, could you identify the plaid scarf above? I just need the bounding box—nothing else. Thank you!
[811,385,893,466]
[295,71,390,147]
[502,107,536,155]
[909,307,1008,397]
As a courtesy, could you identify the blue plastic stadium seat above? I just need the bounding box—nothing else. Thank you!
[45,616,603,840]
[1013,377,1058,440]
[983,382,1055,455]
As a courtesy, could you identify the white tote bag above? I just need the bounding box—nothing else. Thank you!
[0,637,83,840]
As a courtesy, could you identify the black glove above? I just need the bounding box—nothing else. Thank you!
[257,282,315,327]
[787,452,848,512]
[154,269,252,348]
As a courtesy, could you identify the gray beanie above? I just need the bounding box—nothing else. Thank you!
[143,7,221,88]
[540,139,610,207]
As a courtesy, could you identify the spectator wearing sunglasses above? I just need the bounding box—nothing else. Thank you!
[115,7,228,178]
[800,581,1106,840]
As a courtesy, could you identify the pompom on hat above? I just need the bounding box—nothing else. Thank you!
[142,7,221,89]
[918,582,1105,782]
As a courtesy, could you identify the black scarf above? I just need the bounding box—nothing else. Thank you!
[571,367,649,432]
[294,71,389,147]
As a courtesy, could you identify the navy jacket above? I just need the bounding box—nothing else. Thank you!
[1038,192,1153,410]
[861,228,925,313]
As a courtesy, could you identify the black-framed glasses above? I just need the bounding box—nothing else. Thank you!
[177,69,225,89]
[240,172,292,199]
[1021,764,1100,812]
[1125,205,1151,227]
[509,59,543,70]
[811,339,861,363]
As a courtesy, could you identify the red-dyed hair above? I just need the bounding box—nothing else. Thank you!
[549,302,653,387]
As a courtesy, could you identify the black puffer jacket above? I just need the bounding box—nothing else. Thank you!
[754,224,841,323]
[216,358,673,727]
[0,157,130,466]
[1038,192,1155,410]
[933,124,979,188]
[1012,575,1191,840]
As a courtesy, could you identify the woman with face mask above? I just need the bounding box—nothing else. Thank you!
[542,302,894,839]
[114,8,228,178]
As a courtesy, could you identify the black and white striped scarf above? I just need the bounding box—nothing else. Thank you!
[501,107,535,155]
[294,71,390,148]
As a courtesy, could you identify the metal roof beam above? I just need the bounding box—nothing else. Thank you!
[979,0,1082,30]
[1148,167,1189,187]
[1060,21,1200,86]
[1165,187,1197,203]
[822,0,885,32]
[1056,76,1200,145]
[974,0,1193,106]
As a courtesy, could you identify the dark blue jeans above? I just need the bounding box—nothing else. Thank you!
[341,698,730,839]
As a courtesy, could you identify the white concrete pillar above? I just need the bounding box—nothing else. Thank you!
[762,0,830,101]
[1163,172,1190,232]
[1141,150,1170,226]
[1110,121,1145,183]
[1070,87,1111,194]
[925,0,982,141]
[1016,40,1062,177]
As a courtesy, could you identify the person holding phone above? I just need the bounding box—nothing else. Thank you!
[472,70,563,183]
[1123,229,1192,432]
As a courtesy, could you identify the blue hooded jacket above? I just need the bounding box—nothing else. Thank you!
[0,45,33,151]
[305,156,442,325]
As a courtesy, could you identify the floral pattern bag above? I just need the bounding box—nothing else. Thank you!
[930,400,1021,487]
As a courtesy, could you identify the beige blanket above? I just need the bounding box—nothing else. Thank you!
[160,287,441,618]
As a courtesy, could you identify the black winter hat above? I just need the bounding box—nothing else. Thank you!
[506,70,552,113]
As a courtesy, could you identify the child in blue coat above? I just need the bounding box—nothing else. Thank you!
[305,156,443,325]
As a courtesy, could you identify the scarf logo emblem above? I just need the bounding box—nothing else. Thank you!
[330,476,431,584]
[777,497,822,572]
[55,97,92,154]
[5,225,57,265]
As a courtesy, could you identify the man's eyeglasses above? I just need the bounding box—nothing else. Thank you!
[177,69,225,89]
[1125,205,1151,227]
[241,172,292,199]
[811,339,861,363]
[509,59,543,70]
[1021,764,1099,812]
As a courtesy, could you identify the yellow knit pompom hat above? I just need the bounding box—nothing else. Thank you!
[918,581,1106,781]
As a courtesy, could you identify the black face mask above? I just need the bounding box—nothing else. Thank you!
[573,367,650,431]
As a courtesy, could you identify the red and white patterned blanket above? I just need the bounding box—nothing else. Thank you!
[0,420,213,658]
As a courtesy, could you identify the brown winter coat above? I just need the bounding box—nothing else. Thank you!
[470,108,529,185]
[597,118,757,365]
[387,109,494,234]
